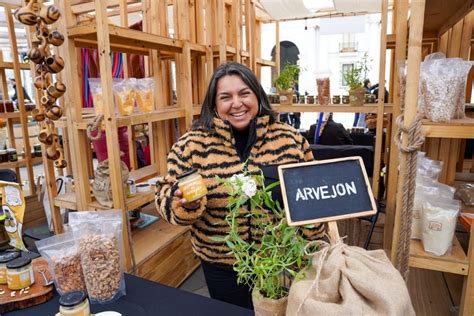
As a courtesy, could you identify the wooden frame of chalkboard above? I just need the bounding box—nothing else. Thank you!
[278,157,377,226]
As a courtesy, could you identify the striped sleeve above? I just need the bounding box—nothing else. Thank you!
[155,134,207,226]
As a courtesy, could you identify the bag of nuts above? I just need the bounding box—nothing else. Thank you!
[69,209,126,303]
[35,231,87,295]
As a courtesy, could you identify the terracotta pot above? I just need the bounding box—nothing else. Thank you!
[252,289,288,316]
[278,89,293,105]
[349,87,365,106]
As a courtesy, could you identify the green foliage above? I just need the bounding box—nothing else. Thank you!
[274,63,301,91]
[343,53,372,90]
[215,166,311,300]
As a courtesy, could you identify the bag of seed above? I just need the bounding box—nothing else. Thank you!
[36,231,87,295]
[69,209,126,304]
[419,58,472,122]
[421,199,460,256]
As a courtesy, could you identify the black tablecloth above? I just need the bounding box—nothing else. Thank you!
[5,274,253,316]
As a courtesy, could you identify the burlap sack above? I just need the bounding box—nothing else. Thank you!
[253,289,288,316]
[287,239,415,316]
[92,159,129,208]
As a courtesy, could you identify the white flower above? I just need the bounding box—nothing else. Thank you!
[242,178,257,199]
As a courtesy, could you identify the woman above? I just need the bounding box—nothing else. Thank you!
[155,62,325,309]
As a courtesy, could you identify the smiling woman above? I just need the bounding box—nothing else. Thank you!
[155,62,325,310]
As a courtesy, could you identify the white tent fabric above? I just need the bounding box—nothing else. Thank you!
[334,0,382,13]
[259,0,311,20]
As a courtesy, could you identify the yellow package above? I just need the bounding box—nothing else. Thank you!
[0,181,27,251]
[114,90,134,116]
[135,78,155,113]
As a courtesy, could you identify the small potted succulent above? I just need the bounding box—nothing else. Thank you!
[274,63,301,105]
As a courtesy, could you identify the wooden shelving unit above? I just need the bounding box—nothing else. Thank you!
[0,4,37,195]
[273,103,394,114]
[387,1,474,314]
[46,0,262,287]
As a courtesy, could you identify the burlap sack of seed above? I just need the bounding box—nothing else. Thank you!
[92,159,129,208]
[287,239,415,316]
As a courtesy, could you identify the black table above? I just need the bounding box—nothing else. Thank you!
[5,274,253,316]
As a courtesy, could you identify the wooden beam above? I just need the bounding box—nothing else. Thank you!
[384,0,409,251]
[437,0,474,37]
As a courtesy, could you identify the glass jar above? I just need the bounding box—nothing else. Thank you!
[332,95,341,104]
[0,251,20,284]
[59,291,90,316]
[7,148,18,162]
[177,170,208,202]
[0,149,8,163]
[6,257,35,290]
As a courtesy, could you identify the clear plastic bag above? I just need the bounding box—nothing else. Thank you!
[89,78,104,115]
[69,209,125,303]
[416,154,443,181]
[112,79,135,116]
[419,58,473,122]
[421,199,460,256]
[135,78,154,113]
[455,183,474,206]
[35,231,87,295]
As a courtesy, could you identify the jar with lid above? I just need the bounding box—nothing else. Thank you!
[0,251,20,284]
[0,149,8,163]
[7,148,18,162]
[6,256,35,290]
[59,291,90,316]
[177,169,208,202]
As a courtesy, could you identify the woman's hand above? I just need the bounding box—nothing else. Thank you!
[175,189,202,209]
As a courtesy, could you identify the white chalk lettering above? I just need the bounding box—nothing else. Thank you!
[320,186,330,199]
[303,187,314,199]
[335,183,346,196]
[296,188,306,201]
[295,181,358,201]
[345,181,357,195]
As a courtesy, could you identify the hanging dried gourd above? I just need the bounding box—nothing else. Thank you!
[14,0,67,169]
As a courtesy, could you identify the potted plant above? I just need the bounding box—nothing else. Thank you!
[274,63,301,105]
[343,53,371,106]
[213,166,313,316]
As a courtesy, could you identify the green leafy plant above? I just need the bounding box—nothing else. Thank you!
[343,53,371,90]
[274,63,301,92]
[213,165,312,300]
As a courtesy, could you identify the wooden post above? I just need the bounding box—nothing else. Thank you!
[460,225,474,315]
[276,21,280,75]
[5,8,35,195]
[327,221,340,243]
[384,0,408,250]
[371,0,388,201]
[391,0,426,262]
[94,0,132,270]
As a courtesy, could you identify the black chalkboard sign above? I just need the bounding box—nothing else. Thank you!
[278,157,376,226]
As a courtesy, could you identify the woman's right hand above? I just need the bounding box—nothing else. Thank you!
[175,189,202,209]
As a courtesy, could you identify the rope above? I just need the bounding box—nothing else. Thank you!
[393,113,425,281]
[86,114,104,141]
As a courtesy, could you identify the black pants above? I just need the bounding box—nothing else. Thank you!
[201,261,253,310]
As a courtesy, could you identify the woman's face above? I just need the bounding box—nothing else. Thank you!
[215,75,259,131]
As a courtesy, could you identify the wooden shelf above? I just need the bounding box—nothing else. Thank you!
[0,157,42,169]
[422,118,474,139]
[256,58,275,67]
[68,24,183,55]
[0,62,30,70]
[409,237,469,275]
[54,189,155,212]
[212,45,237,55]
[74,107,186,129]
[273,103,394,114]
[132,213,189,265]
[192,105,202,116]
